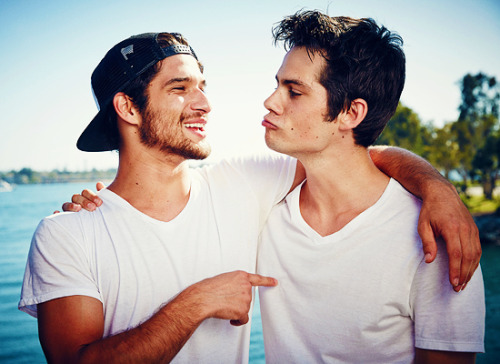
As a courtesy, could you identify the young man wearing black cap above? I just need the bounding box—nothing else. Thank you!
[20,32,285,363]
[19,31,480,363]
[257,11,484,363]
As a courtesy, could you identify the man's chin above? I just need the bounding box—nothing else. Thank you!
[193,142,211,160]
[189,149,211,160]
[264,135,281,153]
[180,144,211,161]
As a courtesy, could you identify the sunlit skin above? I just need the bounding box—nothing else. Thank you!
[107,54,213,221]
[263,46,357,162]
[263,46,386,237]
[127,54,212,164]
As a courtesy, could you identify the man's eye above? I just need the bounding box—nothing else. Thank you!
[289,89,301,97]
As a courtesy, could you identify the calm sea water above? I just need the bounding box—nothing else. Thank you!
[0,183,498,363]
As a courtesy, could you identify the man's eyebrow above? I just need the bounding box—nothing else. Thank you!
[164,77,190,87]
[163,77,207,88]
[276,75,312,91]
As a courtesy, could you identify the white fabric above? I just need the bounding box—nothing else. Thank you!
[258,178,485,364]
[19,155,296,364]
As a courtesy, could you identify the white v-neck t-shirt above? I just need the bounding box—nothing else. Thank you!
[19,155,296,364]
[258,178,485,363]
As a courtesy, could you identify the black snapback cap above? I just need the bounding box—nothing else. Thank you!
[77,33,198,152]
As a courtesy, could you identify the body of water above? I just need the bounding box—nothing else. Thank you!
[0,183,498,363]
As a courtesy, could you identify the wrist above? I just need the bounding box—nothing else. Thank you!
[420,175,457,201]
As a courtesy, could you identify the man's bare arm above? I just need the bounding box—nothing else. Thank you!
[369,146,481,292]
[38,271,277,363]
[415,348,476,364]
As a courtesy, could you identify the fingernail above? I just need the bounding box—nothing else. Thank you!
[87,202,96,210]
[425,253,432,262]
[453,278,459,287]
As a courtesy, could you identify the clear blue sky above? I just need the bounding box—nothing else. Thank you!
[1,0,499,171]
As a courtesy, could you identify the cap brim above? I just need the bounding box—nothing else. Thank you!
[77,105,118,152]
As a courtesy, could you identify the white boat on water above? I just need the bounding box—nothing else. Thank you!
[0,180,13,192]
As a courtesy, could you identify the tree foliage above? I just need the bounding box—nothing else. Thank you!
[454,73,500,199]
[376,72,500,199]
[376,102,429,156]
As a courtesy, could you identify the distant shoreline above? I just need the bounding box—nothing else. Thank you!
[0,168,117,185]
[0,162,209,185]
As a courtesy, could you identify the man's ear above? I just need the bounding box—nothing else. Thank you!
[113,92,140,125]
[338,98,368,131]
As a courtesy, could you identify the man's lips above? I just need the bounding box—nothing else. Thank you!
[262,119,278,130]
[184,119,207,138]
[184,122,206,130]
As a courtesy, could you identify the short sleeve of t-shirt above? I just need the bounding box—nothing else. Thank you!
[18,214,101,318]
[410,239,485,353]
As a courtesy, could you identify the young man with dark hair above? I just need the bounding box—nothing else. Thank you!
[20,32,287,363]
[20,26,480,363]
[258,11,484,363]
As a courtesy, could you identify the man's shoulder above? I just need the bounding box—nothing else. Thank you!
[368,179,423,245]
[36,190,124,237]
[33,209,96,245]
[385,178,422,211]
[40,209,94,229]
[195,154,295,190]
[198,154,291,174]
[41,189,129,231]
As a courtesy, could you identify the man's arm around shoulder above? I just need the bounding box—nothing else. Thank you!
[369,145,481,291]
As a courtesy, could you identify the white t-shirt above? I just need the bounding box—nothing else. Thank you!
[19,155,296,364]
[258,179,485,363]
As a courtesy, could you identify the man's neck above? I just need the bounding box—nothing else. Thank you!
[108,147,193,222]
[298,146,390,237]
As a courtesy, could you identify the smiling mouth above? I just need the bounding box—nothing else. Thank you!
[184,122,207,139]
[185,123,206,131]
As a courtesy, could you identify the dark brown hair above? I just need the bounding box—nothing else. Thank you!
[273,10,406,146]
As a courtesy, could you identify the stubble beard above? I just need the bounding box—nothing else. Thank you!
[139,106,211,160]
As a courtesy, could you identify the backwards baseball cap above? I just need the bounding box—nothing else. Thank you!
[77,32,198,152]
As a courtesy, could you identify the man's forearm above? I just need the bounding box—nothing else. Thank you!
[415,348,476,364]
[41,271,271,364]
[41,289,207,364]
[368,145,455,199]
[81,296,203,363]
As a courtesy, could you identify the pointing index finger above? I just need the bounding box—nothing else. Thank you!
[248,274,278,287]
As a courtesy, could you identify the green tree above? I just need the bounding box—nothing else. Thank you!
[426,123,460,181]
[471,125,500,199]
[376,102,429,156]
[452,73,500,199]
[13,167,41,184]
